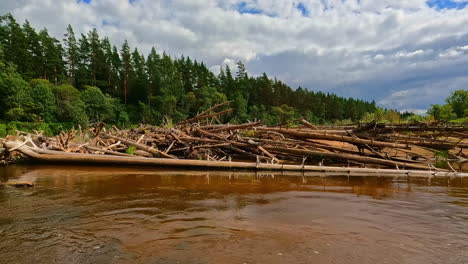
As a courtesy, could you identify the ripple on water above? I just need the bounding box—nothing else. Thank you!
[0,166,467,264]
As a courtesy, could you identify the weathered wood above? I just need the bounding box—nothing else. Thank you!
[2,113,467,173]
[178,100,234,125]
[263,146,431,170]
[257,146,281,163]
[194,128,227,141]
[300,119,318,130]
[85,145,134,157]
[208,121,262,133]
[256,127,409,149]
[3,141,467,177]
[103,134,177,159]
[194,108,234,122]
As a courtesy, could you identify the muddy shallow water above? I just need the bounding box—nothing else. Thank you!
[0,165,467,264]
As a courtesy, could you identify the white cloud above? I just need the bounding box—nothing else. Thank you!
[1,0,468,110]
[378,75,468,110]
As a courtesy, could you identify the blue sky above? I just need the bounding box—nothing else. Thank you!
[427,0,468,9]
[2,0,468,113]
[296,3,309,16]
[237,2,263,14]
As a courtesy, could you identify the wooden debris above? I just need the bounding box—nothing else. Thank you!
[1,102,467,173]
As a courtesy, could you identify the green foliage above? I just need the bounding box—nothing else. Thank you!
[0,56,34,121]
[0,121,73,136]
[242,129,255,138]
[0,123,5,137]
[5,121,18,135]
[333,118,354,126]
[424,90,468,122]
[125,146,136,155]
[107,97,129,125]
[80,85,114,122]
[434,150,449,169]
[272,104,298,124]
[29,79,57,122]
[384,110,401,123]
[446,90,468,118]
[5,108,30,121]
[402,113,424,123]
[427,104,456,121]
[53,84,88,126]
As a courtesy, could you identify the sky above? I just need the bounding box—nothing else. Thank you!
[1,0,468,113]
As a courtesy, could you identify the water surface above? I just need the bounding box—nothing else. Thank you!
[0,165,467,264]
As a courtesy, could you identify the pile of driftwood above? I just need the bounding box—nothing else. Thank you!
[1,101,467,176]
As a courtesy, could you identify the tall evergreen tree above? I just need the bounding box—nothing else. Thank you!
[1,14,29,76]
[63,24,79,85]
[129,48,147,104]
[146,47,161,103]
[22,20,42,79]
[76,33,91,88]
[109,45,121,97]
[120,40,132,104]
[39,28,64,84]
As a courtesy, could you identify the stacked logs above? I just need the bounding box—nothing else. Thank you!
[1,102,467,172]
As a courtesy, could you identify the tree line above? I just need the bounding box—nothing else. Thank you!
[427,90,468,122]
[0,13,378,126]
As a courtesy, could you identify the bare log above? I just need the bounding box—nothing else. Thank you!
[208,122,262,133]
[263,146,431,170]
[178,101,234,125]
[256,127,409,149]
[300,119,318,130]
[194,128,227,141]
[85,145,134,157]
[257,146,281,163]
[103,134,176,159]
[4,141,466,177]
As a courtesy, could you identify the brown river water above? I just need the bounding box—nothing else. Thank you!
[0,165,467,264]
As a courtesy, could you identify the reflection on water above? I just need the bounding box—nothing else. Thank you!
[0,165,467,264]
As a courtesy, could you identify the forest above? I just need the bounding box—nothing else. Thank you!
[0,13,378,129]
[1,13,466,135]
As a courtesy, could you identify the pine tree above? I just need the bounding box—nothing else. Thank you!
[22,20,42,79]
[120,40,132,104]
[109,45,121,97]
[101,37,113,94]
[63,24,79,85]
[146,47,161,102]
[39,29,65,84]
[76,33,91,88]
[129,48,147,104]
[1,14,29,76]
[87,28,106,87]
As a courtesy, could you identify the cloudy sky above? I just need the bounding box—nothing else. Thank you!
[2,0,468,112]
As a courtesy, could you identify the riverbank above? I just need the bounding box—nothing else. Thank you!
[1,102,467,174]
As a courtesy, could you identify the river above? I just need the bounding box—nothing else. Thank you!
[0,165,467,264]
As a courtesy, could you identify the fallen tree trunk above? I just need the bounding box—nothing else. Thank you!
[85,145,134,157]
[256,127,409,149]
[208,121,262,133]
[3,140,466,178]
[103,134,177,159]
[391,127,468,132]
[300,119,318,130]
[263,146,431,170]
[177,100,234,125]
